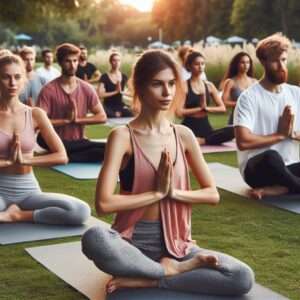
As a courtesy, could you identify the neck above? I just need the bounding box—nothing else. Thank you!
[191,73,202,81]
[236,72,248,79]
[0,96,20,111]
[260,76,283,93]
[60,74,77,85]
[110,68,119,74]
[80,60,87,66]
[26,70,34,79]
[44,64,51,70]
[138,107,169,132]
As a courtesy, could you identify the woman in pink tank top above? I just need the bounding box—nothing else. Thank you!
[0,51,90,225]
[82,50,254,296]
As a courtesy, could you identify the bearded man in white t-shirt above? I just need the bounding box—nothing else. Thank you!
[234,33,300,199]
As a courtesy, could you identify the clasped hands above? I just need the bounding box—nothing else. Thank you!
[155,149,176,199]
[7,133,27,166]
[278,105,299,140]
[66,98,80,124]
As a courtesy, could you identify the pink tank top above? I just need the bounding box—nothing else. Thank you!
[0,107,36,159]
[112,125,194,258]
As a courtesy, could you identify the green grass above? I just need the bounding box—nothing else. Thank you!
[1,115,299,300]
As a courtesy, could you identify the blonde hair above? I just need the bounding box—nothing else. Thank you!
[256,33,291,61]
[19,46,36,59]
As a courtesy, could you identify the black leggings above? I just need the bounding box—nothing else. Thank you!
[244,150,300,193]
[37,134,105,162]
[182,116,234,145]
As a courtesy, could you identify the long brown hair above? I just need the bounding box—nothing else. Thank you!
[130,50,184,117]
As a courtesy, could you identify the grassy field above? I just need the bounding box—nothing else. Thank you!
[1,113,299,300]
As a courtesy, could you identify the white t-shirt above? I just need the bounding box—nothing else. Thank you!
[36,66,60,83]
[234,82,300,178]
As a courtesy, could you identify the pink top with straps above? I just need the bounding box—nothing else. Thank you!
[0,107,35,159]
[112,125,194,258]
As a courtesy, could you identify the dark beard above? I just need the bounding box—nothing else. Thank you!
[266,68,288,84]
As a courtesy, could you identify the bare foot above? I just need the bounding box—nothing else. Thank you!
[0,204,22,222]
[248,186,289,200]
[160,253,218,277]
[106,277,158,293]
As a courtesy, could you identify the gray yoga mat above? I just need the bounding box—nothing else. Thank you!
[0,216,104,245]
[208,163,300,214]
[52,162,102,179]
[201,141,236,154]
[26,241,288,300]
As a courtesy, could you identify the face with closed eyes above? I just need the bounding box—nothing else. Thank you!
[141,68,176,111]
[0,63,25,100]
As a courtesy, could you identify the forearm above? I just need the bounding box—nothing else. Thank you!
[100,91,119,98]
[51,119,71,127]
[76,114,107,125]
[237,133,285,150]
[224,100,236,108]
[205,106,226,113]
[171,187,219,205]
[0,159,12,168]
[96,191,163,215]
[179,107,203,117]
[23,152,68,167]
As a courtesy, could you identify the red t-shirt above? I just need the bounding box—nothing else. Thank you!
[37,77,100,140]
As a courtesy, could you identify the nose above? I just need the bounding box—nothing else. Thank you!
[162,83,170,96]
[9,77,16,86]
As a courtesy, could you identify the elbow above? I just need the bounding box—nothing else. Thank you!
[236,140,248,151]
[96,201,111,216]
[57,152,69,165]
[211,188,220,205]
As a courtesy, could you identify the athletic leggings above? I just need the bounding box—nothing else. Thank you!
[0,172,90,225]
[37,134,105,162]
[244,149,300,193]
[182,116,234,145]
[82,220,254,296]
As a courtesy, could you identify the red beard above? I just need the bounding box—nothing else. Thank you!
[266,68,288,84]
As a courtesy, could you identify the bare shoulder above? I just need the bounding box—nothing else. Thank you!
[31,107,48,121]
[174,124,196,147]
[204,80,218,92]
[223,78,234,88]
[107,125,131,152]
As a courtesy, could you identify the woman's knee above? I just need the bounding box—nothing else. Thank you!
[231,264,255,295]
[67,200,91,225]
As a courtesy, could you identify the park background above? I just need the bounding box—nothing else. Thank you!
[0,1,300,299]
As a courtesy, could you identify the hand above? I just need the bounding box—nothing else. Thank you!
[278,105,294,137]
[67,98,78,123]
[116,81,122,94]
[9,133,19,164]
[155,149,172,198]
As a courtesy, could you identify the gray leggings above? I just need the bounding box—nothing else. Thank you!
[82,220,255,296]
[0,172,90,225]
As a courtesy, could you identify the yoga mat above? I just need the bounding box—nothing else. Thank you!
[201,141,236,154]
[26,241,288,300]
[0,216,105,245]
[106,117,134,127]
[208,163,300,214]
[52,162,102,180]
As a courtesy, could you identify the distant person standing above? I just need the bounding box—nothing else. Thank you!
[19,47,46,106]
[36,49,60,83]
[37,43,107,163]
[76,46,101,84]
[98,52,133,118]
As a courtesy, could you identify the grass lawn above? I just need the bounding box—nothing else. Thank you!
[1,113,299,300]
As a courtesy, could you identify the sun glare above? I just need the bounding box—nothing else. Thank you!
[119,0,154,12]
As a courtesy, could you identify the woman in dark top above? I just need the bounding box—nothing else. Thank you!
[221,52,256,125]
[177,51,234,145]
[98,52,133,118]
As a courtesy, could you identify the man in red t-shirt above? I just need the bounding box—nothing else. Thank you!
[37,43,107,162]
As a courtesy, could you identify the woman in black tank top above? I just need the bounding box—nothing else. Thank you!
[177,51,234,145]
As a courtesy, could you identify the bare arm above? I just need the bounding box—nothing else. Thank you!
[222,79,236,108]
[74,102,107,125]
[235,105,293,150]
[235,126,285,150]
[205,82,226,113]
[95,127,166,215]
[169,125,219,205]
[22,108,68,167]
[88,70,101,84]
